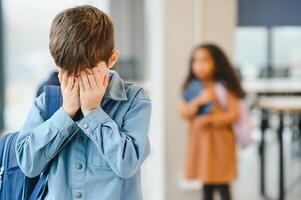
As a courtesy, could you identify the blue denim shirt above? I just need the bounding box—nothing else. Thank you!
[16,71,151,200]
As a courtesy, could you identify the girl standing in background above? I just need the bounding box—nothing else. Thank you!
[179,44,245,200]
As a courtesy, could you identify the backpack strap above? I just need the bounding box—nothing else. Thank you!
[43,85,62,119]
[25,85,63,200]
[214,83,228,109]
[0,134,14,191]
[2,134,13,169]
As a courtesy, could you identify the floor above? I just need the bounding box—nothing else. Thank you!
[233,127,301,200]
[172,112,301,200]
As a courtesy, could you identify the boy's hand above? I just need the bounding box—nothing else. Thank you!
[79,65,109,116]
[58,69,80,118]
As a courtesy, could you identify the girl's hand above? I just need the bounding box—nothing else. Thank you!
[197,86,215,105]
[79,64,109,116]
[58,69,80,118]
[180,87,215,120]
[192,115,212,129]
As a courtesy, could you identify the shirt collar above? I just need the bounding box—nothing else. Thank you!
[104,70,128,101]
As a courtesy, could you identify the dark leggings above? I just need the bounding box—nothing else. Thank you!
[202,184,231,200]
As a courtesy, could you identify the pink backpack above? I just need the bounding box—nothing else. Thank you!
[215,83,254,148]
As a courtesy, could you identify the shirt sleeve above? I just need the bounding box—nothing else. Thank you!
[78,89,152,178]
[16,92,78,177]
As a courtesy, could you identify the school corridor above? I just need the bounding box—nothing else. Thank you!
[0,0,301,200]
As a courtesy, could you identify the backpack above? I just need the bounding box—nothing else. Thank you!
[182,78,214,115]
[0,85,62,200]
[214,83,254,148]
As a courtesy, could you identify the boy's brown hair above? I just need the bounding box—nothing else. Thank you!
[49,5,114,73]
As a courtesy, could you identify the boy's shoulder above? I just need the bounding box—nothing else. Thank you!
[109,70,150,102]
[123,81,150,101]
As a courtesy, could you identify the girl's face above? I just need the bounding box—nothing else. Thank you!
[192,48,215,81]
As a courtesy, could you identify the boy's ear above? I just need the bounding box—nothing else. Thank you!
[108,50,120,69]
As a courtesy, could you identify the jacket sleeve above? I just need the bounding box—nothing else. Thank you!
[16,93,78,177]
[78,89,152,178]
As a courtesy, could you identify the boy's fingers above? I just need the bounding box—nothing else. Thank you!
[104,74,109,88]
[71,77,76,91]
[98,68,108,86]
[81,71,91,89]
[92,68,101,87]
[101,71,106,86]
[87,69,97,88]
[99,74,108,91]
[93,67,105,86]
[66,74,75,91]
[79,75,85,92]
[73,78,80,94]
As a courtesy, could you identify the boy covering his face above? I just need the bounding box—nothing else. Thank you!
[16,5,151,200]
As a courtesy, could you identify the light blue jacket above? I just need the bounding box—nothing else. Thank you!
[16,71,151,200]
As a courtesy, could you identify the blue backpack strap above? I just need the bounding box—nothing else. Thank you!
[27,173,48,200]
[43,85,62,119]
[2,134,13,169]
[24,85,62,200]
[0,133,14,191]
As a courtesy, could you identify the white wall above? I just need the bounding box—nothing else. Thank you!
[164,0,198,199]
[142,0,165,200]
[197,0,237,57]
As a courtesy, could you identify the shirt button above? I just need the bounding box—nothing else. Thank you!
[76,163,83,170]
[75,192,82,199]
[83,123,89,129]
